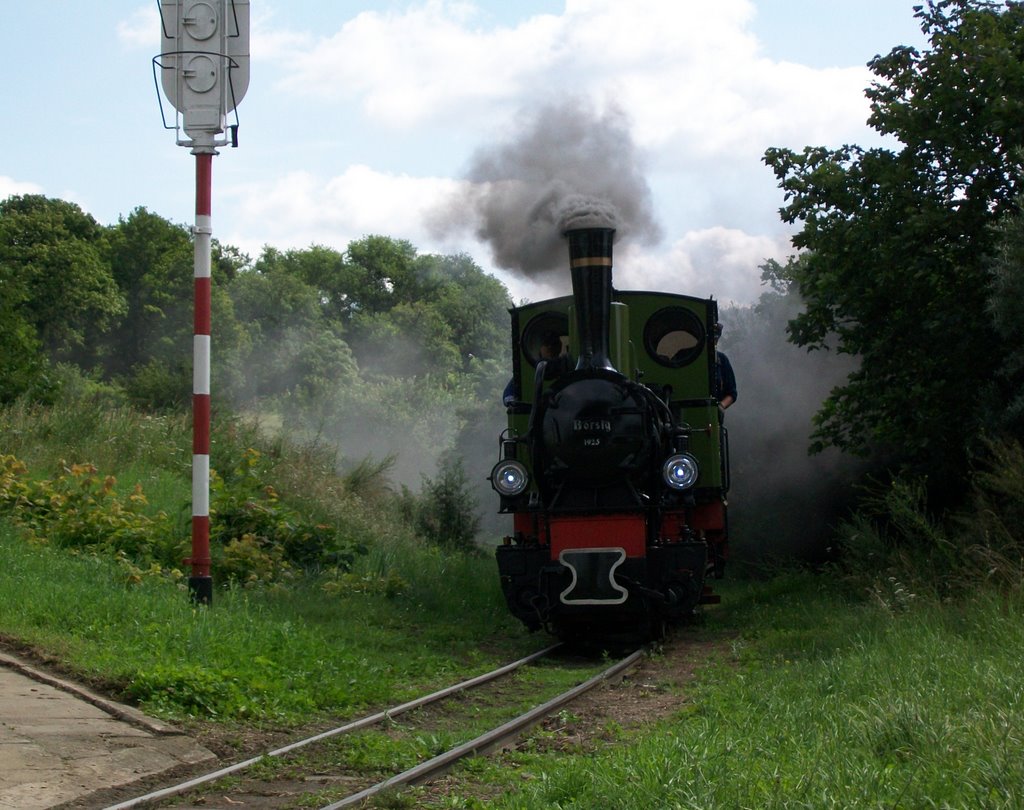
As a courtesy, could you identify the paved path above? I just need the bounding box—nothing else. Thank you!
[0,652,216,809]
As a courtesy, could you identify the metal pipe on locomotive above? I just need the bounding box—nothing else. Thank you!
[491,225,730,641]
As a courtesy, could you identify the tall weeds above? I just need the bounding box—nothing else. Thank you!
[837,437,1024,598]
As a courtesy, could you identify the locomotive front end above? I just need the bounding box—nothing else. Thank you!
[493,223,728,641]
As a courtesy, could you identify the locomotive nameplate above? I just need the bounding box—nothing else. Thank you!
[558,548,628,605]
[573,418,612,432]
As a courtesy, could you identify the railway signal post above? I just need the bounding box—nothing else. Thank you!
[154,0,250,604]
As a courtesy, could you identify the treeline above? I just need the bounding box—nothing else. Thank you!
[0,195,513,501]
[748,0,1024,592]
[763,0,1024,484]
[0,196,511,405]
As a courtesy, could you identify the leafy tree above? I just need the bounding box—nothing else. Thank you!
[0,299,43,402]
[0,195,124,363]
[268,237,419,328]
[261,238,511,379]
[343,235,418,316]
[252,244,352,325]
[350,301,461,379]
[230,248,357,402]
[234,247,326,333]
[343,242,511,373]
[988,198,1024,433]
[763,0,1024,486]
[102,208,193,377]
[102,208,248,407]
[414,252,512,364]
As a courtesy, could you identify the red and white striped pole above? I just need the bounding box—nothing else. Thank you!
[156,0,249,605]
[189,150,214,605]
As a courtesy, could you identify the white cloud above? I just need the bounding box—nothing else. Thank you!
[615,227,792,305]
[263,0,872,155]
[117,4,160,49]
[269,1,562,129]
[221,0,885,304]
[223,165,468,256]
[0,176,44,200]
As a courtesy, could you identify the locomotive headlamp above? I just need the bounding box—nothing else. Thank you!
[491,460,529,497]
[662,453,699,491]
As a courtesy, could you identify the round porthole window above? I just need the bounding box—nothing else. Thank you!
[644,307,706,368]
[521,312,570,367]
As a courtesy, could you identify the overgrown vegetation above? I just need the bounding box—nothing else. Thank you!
[0,519,530,723]
[0,399,531,723]
[0,399,489,590]
[833,437,1024,602]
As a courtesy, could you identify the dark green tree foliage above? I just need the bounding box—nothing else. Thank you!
[0,300,42,403]
[102,208,192,378]
[341,236,458,377]
[988,199,1024,432]
[230,238,510,403]
[276,236,512,379]
[764,0,1024,484]
[0,196,124,364]
[231,246,357,402]
[341,235,418,318]
[101,208,247,407]
[417,253,511,364]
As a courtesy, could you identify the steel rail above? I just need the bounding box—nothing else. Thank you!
[102,643,561,810]
[320,647,645,810]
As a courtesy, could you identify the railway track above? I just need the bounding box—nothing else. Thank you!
[101,644,644,809]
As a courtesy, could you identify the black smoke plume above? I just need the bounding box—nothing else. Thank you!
[428,98,662,286]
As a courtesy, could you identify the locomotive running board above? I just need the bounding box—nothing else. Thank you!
[558,548,629,605]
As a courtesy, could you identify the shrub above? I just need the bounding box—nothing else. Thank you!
[837,437,1024,596]
[0,454,181,573]
[122,359,190,411]
[0,445,372,590]
[209,448,367,584]
[413,452,481,552]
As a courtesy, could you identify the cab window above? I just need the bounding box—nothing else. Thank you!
[644,307,706,368]
[521,312,569,367]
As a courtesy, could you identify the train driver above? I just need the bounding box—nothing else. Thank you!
[714,323,737,412]
[502,331,570,406]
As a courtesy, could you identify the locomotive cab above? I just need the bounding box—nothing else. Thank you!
[492,225,730,642]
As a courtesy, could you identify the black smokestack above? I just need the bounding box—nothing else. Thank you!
[566,227,616,372]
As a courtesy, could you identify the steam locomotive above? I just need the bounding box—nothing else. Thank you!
[491,225,730,641]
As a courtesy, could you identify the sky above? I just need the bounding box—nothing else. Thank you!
[0,0,929,306]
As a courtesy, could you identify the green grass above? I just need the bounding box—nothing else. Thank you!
[0,399,541,727]
[420,575,1024,809]
[0,519,535,724]
[0,399,191,475]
